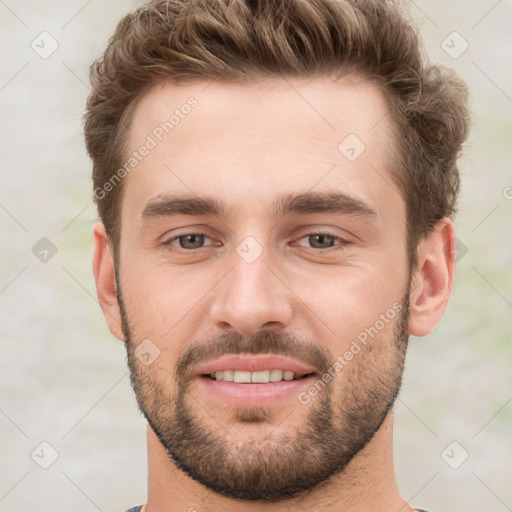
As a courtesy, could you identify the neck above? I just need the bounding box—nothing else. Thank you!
[142,411,413,512]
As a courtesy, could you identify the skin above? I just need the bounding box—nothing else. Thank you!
[92,75,456,512]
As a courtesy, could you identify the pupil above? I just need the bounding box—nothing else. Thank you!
[180,234,204,249]
[310,234,334,249]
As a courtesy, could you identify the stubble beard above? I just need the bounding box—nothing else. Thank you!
[117,271,410,501]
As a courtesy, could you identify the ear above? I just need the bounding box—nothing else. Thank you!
[408,218,456,337]
[92,221,125,341]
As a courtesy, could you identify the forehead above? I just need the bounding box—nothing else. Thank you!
[122,76,401,224]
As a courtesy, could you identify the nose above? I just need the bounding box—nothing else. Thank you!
[209,245,294,336]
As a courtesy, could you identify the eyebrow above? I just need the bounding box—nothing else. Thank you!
[140,191,377,226]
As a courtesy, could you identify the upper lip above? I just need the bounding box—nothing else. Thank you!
[195,354,317,377]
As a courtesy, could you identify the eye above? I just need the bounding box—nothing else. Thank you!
[294,232,350,251]
[162,230,350,253]
[164,232,213,250]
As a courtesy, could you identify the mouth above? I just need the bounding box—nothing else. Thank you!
[205,369,314,383]
[194,354,318,406]
[195,353,317,377]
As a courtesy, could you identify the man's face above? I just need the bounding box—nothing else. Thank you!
[115,76,411,500]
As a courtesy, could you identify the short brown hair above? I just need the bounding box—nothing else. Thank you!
[84,0,470,267]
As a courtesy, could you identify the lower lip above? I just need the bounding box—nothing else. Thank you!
[196,375,316,407]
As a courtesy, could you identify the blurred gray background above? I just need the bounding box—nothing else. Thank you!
[0,1,511,511]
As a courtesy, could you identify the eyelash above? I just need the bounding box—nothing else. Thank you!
[163,231,351,252]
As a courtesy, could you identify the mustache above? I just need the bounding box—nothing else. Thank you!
[174,330,333,382]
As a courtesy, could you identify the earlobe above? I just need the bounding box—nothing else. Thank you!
[92,221,125,341]
[408,218,456,337]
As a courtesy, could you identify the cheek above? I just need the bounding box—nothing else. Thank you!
[119,263,213,370]
[120,257,197,319]
[296,262,405,337]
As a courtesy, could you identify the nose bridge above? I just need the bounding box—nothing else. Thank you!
[210,238,294,334]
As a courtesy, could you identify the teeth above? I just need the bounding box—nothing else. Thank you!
[234,370,251,383]
[251,370,270,383]
[269,369,283,382]
[222,370,234,381]
[209,369,302,383]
